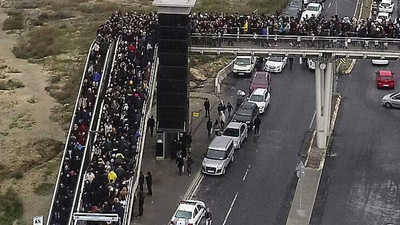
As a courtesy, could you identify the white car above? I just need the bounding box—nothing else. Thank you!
[233,56,256,77]
[221,122,248,149]
[379,0,394,13]
[376,12,391,23]
[264,56,287,73]
[301,3,322,20]
[170,200,206,225]
[307,58,316,70]
[372,59,389,65]
[382,91,400,108]
[248,88,271,114]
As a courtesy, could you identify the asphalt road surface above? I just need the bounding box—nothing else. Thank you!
[193,61,317,225]
[311,1,400,224]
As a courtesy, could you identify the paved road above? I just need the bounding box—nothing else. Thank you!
[193,61,316,225]
[321,0,358,18]
[309,0,400,224]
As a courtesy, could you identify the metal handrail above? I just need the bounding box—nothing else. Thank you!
[67,41,114,225]
[46,40,95,225]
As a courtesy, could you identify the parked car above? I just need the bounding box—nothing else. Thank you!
[290,0,303,8]
[372,59,389,65]
[249,71,271,94]
[202,136,234,175]
[232,102,259,130]
[376,70,395,89]
[301,3,323,20]
[284,6,301,19]
[264,56,287,73]
[248,88,271,114]
[221,122,248,149]
[170,200,206,225]
[382,91,400,108]
[376,12,391,23]
[233,56,256,77]
[378,0,394,13]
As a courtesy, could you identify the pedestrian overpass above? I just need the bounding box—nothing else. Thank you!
[189,34,400,149]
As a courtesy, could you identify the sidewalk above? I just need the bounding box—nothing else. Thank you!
[131,91,230,225]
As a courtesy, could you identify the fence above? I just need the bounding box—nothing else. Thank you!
[215,60,234,94]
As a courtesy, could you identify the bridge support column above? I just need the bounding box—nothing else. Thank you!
[315,60,334,149]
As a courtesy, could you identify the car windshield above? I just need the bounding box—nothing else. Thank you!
[290,1,302,7]
[223,128,240,137]
[206,149,226,160]
[307,5,319,11]
[268,57,282,62]
[175,210,192,219]
[378,15,387,20]
[236,108,252,117]
[381,3,391,7]
[250,94,263,102]
[236,58,250,65]
[380,76,392,80]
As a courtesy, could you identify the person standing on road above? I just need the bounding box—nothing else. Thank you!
[289,57,294,70]
[205,208,212,225]
[213,119,221,136]
[186,154,193,176]
[254,115,261,136]
[204,98,210,117]
[176,154,184,176]
[206,118,213,137]
[138,190,145,217]
[139,172,145,191]
[147,115,155,136]
[146,171,152,196]
[227,102,233,116]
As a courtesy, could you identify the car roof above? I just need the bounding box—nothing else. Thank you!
[307,3,320,7]
[209,136,232,150]
[226,122,243,129]
[241,102,256,109]
[253,71,269,79]
[381,0,391,3]
[251,88,267,95]
[177,200,202,211]
[378,12,389,16]
[378,70,393,76]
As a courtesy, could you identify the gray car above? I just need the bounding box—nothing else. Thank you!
[382,91,400,108]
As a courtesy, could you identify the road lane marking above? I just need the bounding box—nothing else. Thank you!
[242,165,251,181]
[189,174,204,198]
[309,110,316,129]
[328,2,331,8]
[222,192,239,225]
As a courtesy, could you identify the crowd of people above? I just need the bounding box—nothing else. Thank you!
[50,34,111,225]
[189,12,400,38]
[78,11,157,221]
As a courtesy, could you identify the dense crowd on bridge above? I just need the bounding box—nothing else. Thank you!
[190,12,400,38]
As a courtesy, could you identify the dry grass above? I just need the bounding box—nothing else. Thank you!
[194,0,289,14]
[0,79,24,90]
[2,9,24,30]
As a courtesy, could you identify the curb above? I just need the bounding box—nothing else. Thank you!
[182,171,204,200]
[344,59,356,75]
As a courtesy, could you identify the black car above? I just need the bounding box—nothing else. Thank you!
[232,102,259,130]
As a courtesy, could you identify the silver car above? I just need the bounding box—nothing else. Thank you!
[221,122,248,149]
[382,91,400,108]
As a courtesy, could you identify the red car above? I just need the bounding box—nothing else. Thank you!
[376,70,395,89]
[249,71,271,94]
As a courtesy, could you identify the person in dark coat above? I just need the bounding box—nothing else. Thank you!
[176,155,184,176]
[146,171,152,196]
[254,115,261,135]
[139,172,144,191]
[289,57,294,70]
[186,154,193,176]
[227,102,233,116]
[147,115,155,136]
[138,190,145,217]
[186,132,192,148]
[204,98,210,117]
[206,119,213,137]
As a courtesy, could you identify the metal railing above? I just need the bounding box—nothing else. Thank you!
[215,60,234,94]
[46,41,95,225]
[189,34,400,59]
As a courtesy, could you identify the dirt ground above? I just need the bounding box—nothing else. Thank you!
[0,6,65,225]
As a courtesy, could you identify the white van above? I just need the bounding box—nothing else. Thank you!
[248,88,271,114]
[202,136,234,175]
[233,56,256,77]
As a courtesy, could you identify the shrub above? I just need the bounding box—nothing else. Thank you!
[34,183,54,196]
[12,26,62,59]
[0,188,23,225]
[2,10,24,31]
[0,79,25,90]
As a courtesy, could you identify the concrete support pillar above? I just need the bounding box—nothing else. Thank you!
[324,62,333,139]
[315,61,326,148]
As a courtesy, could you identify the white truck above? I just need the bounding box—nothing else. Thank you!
[233,56,256,77]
